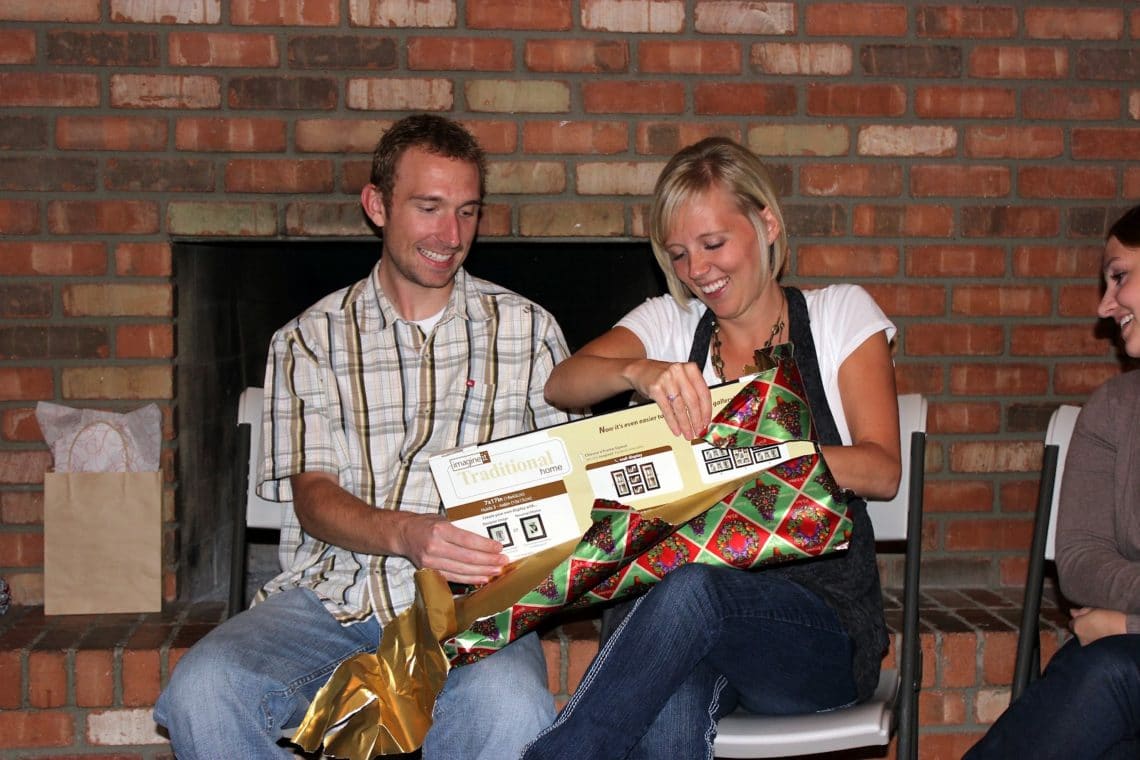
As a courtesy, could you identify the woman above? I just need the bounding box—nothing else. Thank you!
[522,137,901,759]
[965,204,1140,759]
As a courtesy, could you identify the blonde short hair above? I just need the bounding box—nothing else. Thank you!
[649,137,789,305]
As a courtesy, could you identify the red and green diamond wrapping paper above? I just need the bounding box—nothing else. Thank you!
[293,352,852,758]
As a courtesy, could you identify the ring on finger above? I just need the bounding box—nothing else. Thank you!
[666,393,678,402]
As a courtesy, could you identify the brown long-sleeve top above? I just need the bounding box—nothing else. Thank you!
[1056,369,1140,634]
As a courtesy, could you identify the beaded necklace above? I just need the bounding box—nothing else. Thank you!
[710,289,785,381]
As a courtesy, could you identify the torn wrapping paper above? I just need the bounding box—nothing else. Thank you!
[293,352,852,758]
[35,402,162,473]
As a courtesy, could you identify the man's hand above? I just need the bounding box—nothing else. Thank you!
[398,514,508,585]
[1070,607,1127,646]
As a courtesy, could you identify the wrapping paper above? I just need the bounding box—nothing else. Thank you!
[293,352,852,758]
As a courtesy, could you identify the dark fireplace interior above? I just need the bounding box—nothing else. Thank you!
[174,240,667,602]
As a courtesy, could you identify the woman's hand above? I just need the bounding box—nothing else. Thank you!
[1070,607,1127,646]
[624,358,712,440]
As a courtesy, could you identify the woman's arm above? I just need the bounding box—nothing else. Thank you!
[544,326,713,439]
[821,330,901,500]
[1056,385,1140,612]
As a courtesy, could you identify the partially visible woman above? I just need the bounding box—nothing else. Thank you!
[521,138,901,760]
[965,204,1140,759]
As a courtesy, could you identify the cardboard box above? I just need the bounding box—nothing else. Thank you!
[430,380,814,560]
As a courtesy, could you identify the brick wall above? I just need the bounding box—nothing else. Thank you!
[1,1,1138,605]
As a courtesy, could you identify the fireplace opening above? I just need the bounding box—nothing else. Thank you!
[173,240,666,602]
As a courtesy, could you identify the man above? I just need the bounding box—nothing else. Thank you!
[154,114,573,759]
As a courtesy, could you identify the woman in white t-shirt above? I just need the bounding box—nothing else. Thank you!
[523,138,900,760]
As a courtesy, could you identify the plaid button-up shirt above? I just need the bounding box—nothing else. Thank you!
[256,264,575,625]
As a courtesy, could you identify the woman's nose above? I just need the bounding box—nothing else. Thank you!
[1097,287,1117,319]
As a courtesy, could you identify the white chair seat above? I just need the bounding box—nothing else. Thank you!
[715,669,897,758]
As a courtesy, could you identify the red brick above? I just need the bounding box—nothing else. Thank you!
[951,285,1052,317]
[861,284,946,317]
[122,649,161,706]
[694,1,795,35]
[917,6,1017,39]
[1055,362,1121,395]
[807,84,905,117]
[894,364,943,396]
[1125,167,1140,199]
[0,368,54,401]
[1072,128,1140,160]
[969,46,1067,79]
[0,489,43,526]
[116,325,174,359]
[999,480,1039,514]
[1025,7,1123,40]
[0,242,106,275]
[797,244,898,277]
[468,0,570,30]
[981,630,1020,684]
[224,159,334,193]
[852,204,954,237]
[965,126,1064,159]
[961,206,1059,238]
[0,283,51,319]
[229,76,338,110]
[925,480,993,513]
[115,243,172,277]
[950,364,1049,396]
[910,165,1010,198]
[169,32,278,67]
[109,0,221,23]
[523,39,627,73]
[751,42,852,76]
[105,157,215,193]
[175,117,287,152]
[1012,245,1101,278]
[930,403,1002,437]
[0,650,21,708]
[801,164,901,197]
[635,121,739,155]
[47,201,160,235]
[583,81,683,114]
[75,649,114,707]
[0,29,36,63]
[915,86,1015,118]
[1011,325,1106,357]
[696,83,798,116]
[27,650,66,708]
[805,3,906,36]
[639,40,740,74]
[1059,283,1100,318]
[2,407,42,442]
[0,710,74,748]
[906,245,1006,278]
[920,688,968,727]
[0,0,100,21]
[56,116,168,151]
[581,0,684,33]
[230,0,338,25]
[0,200,40,234]
[1019,166,1116,199]
[47,29,159,66]
[408,37,513,71]
[1024,88,1121,121]
[905,324,1003,357]
[945,515,1034,547]
[0,73,98,107]
[860,44,962,78]
[111,74,221,109]
[523,121,628,155]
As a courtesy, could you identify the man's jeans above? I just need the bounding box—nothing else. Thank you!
[965,634,1140,759]
[153,587,553,759]
[522,564,858,760]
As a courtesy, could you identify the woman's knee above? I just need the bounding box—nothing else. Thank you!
[1069,637,1140,698]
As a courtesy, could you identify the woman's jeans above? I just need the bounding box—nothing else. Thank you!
[153,587,553,759]
[522,564,859,760]
[965,633,1140,759]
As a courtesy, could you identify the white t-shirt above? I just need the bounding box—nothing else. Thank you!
[616,284,896,444]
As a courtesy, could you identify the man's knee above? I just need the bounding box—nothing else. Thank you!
[1076,637,1140,696]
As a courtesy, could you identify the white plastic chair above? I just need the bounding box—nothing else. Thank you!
[228,386,291,617]
[713,394,928,760]
[1010,404,1081,700]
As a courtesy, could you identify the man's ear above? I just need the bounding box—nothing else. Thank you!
[361,184,386,227]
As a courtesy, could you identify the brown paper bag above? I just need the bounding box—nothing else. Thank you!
[43,469,162,615]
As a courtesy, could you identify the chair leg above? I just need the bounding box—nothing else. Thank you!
[228,423,252,618]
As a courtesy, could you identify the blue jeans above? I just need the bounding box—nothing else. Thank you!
[153,587,554,759]
[965,634,1140,760]
[522,564,859,760]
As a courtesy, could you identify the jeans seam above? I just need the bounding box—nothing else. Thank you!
[703,673,728,760]
[260,638,375,733]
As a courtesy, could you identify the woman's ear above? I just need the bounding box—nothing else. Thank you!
[758,206,781,244]
[361,184,386,228]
